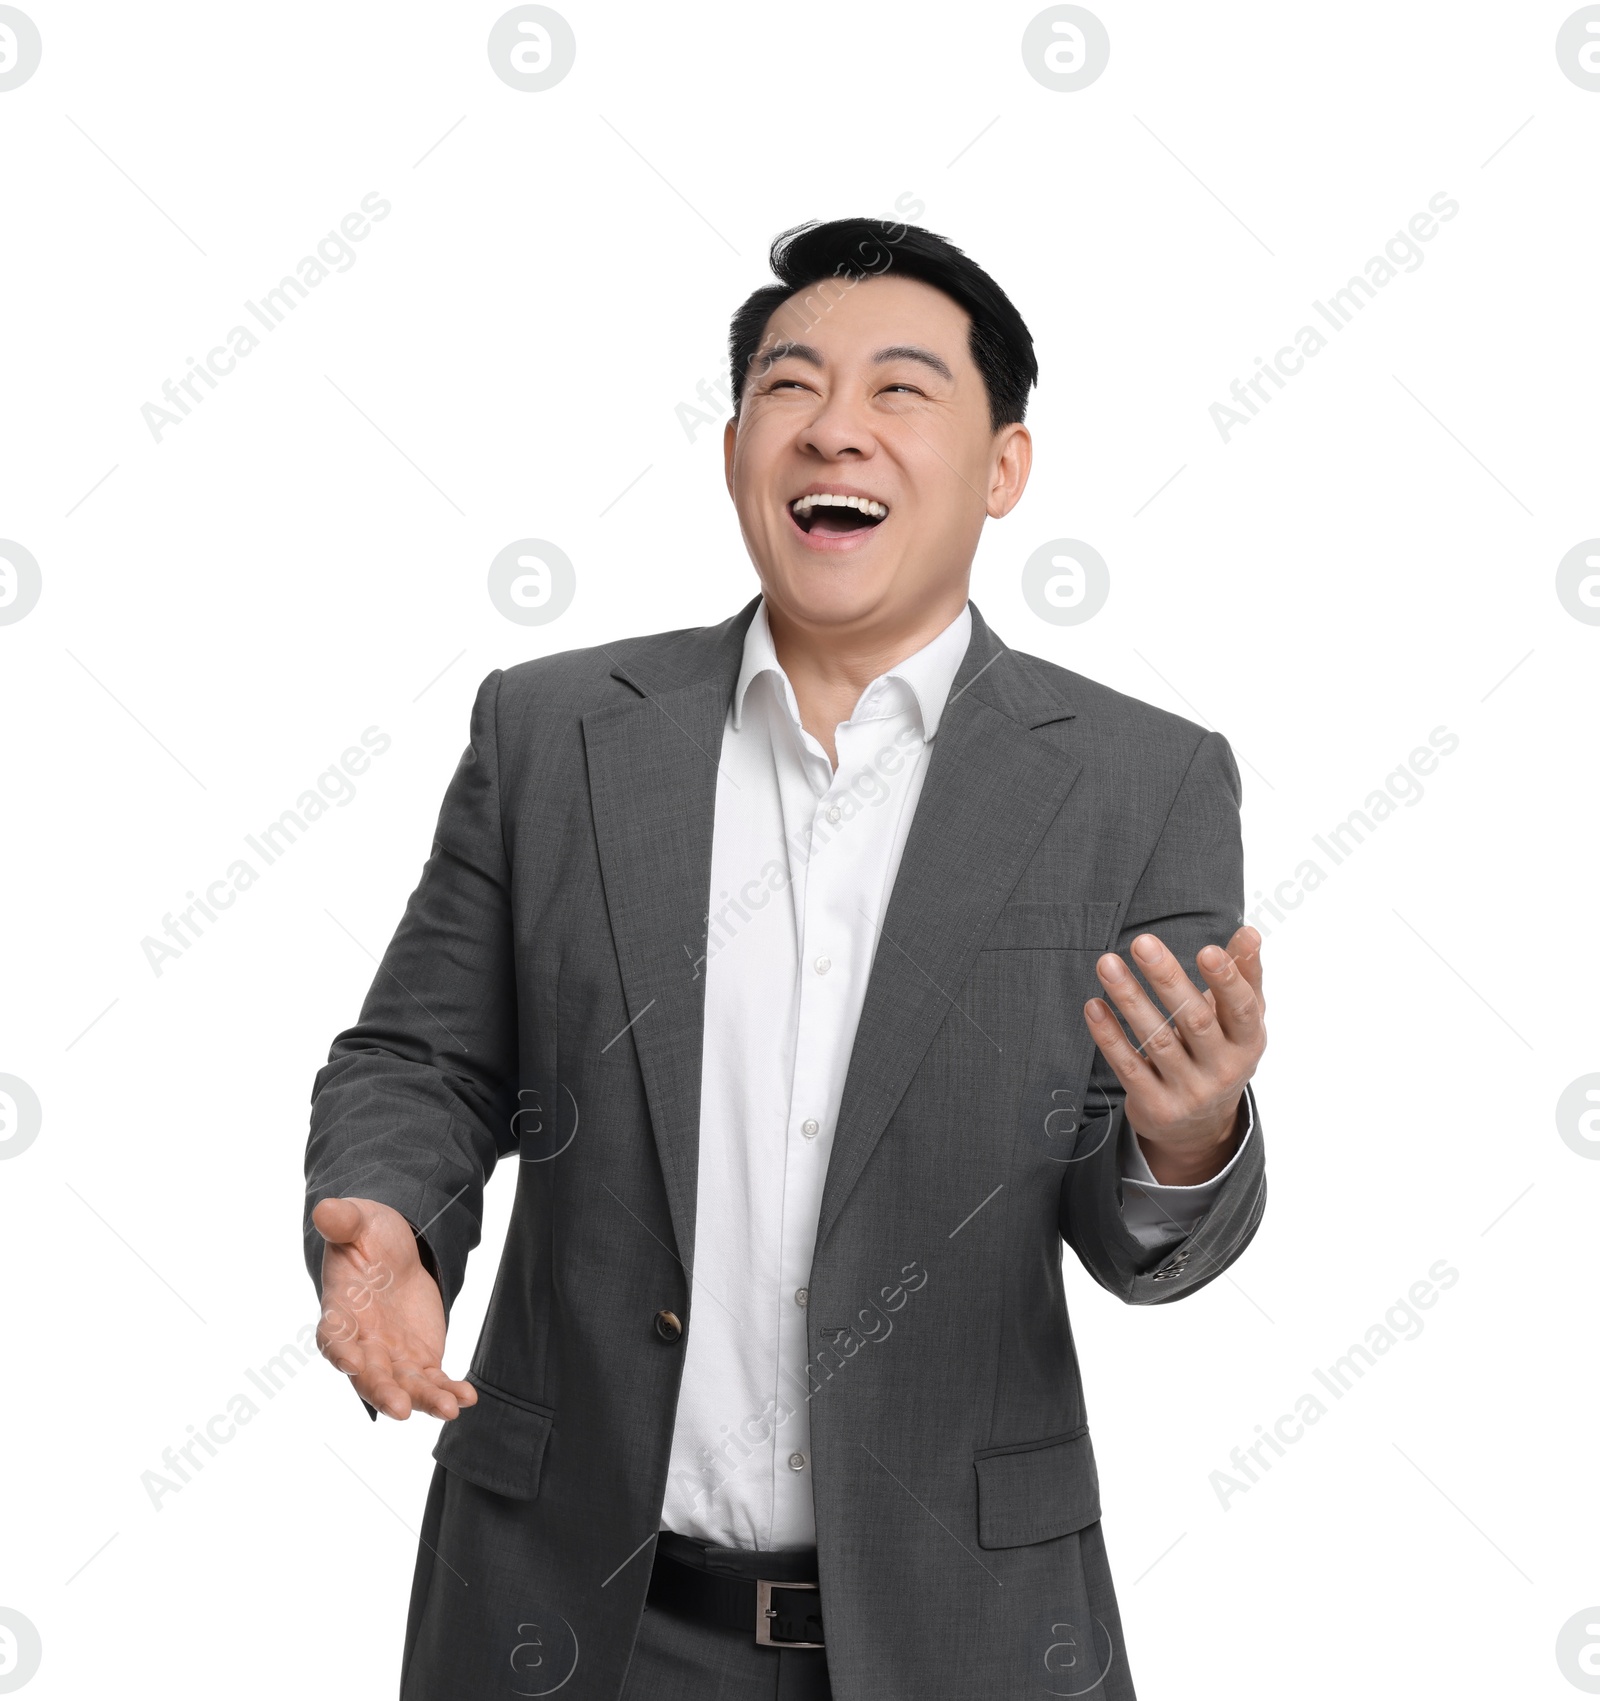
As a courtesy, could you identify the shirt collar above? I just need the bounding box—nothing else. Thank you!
[732,597,972,742]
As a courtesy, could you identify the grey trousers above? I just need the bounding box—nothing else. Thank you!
[621,1536,834,1700]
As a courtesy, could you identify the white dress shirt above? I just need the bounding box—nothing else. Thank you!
[659,599,1252,1550]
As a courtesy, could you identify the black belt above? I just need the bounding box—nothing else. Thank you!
[648,1534,825,1648]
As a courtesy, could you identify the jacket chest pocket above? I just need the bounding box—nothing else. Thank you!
[959,901,1120,1063]
[979,901,1119,953]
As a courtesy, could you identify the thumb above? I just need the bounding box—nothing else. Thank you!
[312,1196,365,1246]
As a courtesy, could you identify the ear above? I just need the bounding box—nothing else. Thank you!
[723,416,737,501]
[986,422,1032,519]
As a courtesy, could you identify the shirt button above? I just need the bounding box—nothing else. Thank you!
[795,1287,809,1307]
[813,955,831,975]
[801,1119,819,1139]
[788,1452,807,1472]
[826,804,842,824]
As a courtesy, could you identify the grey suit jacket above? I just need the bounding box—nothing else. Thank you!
[302,595,1266,1700]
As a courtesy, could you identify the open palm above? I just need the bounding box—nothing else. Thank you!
[313,1196,478,1421]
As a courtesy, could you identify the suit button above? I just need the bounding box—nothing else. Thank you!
[654,1309,683,1342]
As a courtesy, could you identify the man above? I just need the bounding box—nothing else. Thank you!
[305,218,1267,1700]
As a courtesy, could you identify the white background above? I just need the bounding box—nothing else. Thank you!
[1,2,1596,1695]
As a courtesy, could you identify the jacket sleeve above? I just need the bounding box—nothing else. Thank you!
[1059,728,1267,1304]
[302,669,519,1326]
[1117,1085,1256,1251]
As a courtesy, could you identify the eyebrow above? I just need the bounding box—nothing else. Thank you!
[872,344,954,382]
[756,340,822,371]
[754,341,955,382]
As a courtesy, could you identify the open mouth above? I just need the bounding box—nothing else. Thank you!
[788,493,890,536]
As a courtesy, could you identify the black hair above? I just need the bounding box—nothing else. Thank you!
[728,218,1038,431]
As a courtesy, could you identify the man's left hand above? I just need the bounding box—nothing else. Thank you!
[1083,924,1266,1187]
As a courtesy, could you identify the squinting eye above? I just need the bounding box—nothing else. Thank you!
[882,384,923,395]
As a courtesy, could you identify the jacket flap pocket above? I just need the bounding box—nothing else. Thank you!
[974,1427,1100,1549]
[431,1378,554,1501]
[981,902,1119,952]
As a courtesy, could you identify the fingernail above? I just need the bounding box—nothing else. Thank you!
[1132,936,1160,963]
[1100,957,1126,980]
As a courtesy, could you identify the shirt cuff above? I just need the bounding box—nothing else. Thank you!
[1117,1085,1256,1253]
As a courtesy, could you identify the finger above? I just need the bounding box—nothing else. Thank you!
[1095,948,1201,1084]
[1126,934,1227,1063]
[317,1285,356,1333]
[358,1343,413,1421]
[410,1368,477,1422]
[427,1370,478,1409]
[1196,942,1265,1046]
[316,1323,365,1380]
[312,1197,364,1246]
[1226,925,1266,1016]
[394,1360,478,1421]
[317,1290,367,1346]
[1082,996,1158,1096]
[392,1361,462,1421]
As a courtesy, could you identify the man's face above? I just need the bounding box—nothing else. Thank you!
[723,273,1030,633]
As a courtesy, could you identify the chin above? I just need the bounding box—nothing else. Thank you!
[761,551,896,628]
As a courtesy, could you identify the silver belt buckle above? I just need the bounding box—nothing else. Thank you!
[755,1578,823,1648]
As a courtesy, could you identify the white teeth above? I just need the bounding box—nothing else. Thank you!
[791,493,889,519]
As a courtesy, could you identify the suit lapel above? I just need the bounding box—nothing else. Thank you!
[815,604,1081,1250]
[580,600,759,1275]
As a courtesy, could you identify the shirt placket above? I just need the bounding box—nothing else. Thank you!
[766,720,829,1542]
[769,697,908,1544]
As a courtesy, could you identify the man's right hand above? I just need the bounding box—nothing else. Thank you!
[312,1197,479,1421]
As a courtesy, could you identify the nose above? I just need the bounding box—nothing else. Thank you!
[799,387,876,461]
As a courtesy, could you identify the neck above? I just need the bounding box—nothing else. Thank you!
[763,589,968,768]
